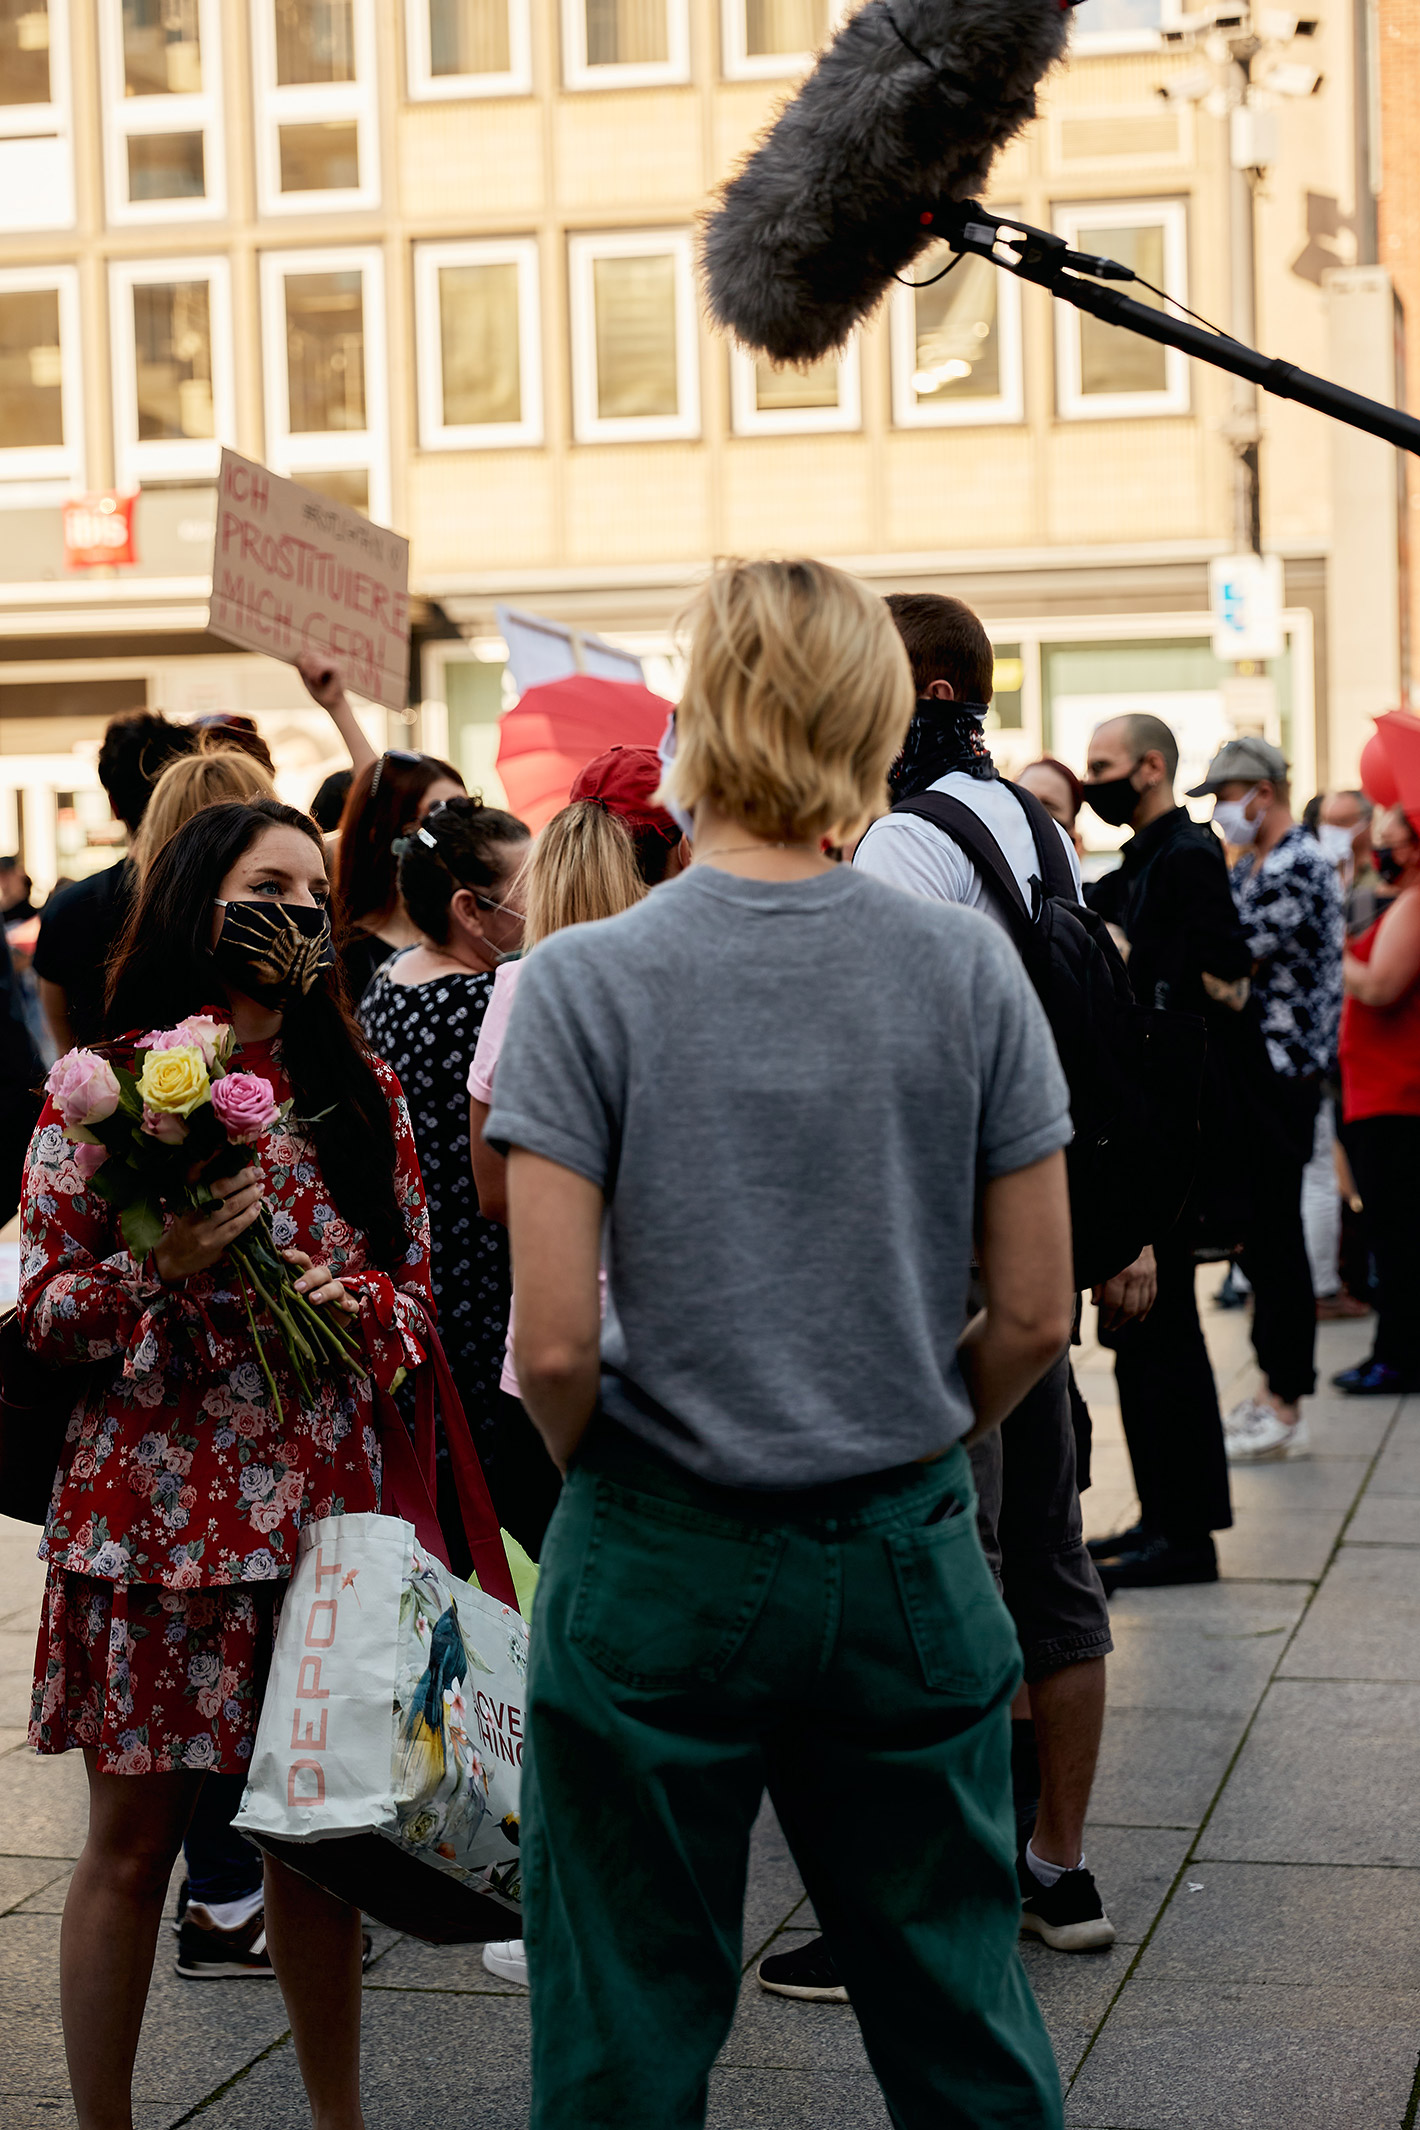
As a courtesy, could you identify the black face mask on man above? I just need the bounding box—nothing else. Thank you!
[1084,762,1144,829]
[1375,844,1412,888]
[211,898,335,1009]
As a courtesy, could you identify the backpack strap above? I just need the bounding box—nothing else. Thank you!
[890,791,1033,937]
[1003,780,1078,902]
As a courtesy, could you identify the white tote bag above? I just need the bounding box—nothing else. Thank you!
[235,1324,533,1942]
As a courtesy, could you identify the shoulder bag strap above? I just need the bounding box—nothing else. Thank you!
[1004,782,1078,901]
[375,1308,521,1614]
[890,791,1033,941]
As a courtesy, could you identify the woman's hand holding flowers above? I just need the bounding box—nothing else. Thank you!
[154,1168,264,1284]
[281,1246,360,1316]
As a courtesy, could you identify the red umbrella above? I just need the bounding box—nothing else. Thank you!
[1360,710,1420,831]
[496,675,674,833]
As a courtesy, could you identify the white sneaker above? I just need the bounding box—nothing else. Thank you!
[1227,1407,1309,1463]
[1224,1397,1269,1441]
[482,1939,529,1987]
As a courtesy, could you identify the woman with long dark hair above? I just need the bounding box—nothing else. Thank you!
[20,798,431,2130]
[333,747,465,998]
[357,795,534,1555]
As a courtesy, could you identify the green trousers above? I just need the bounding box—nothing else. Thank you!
[522,1420,1063,2130]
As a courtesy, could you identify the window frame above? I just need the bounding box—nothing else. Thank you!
[405,0,533,98]
[414,237,542,451]
[0,0,76,236]
[0,263,84,494]
[560,0,690,92]
[729,337,861,436]
[0,0,71,141]
[97,0,226,226]
[1053,197,1190,420]
[889,238,1025,429]
[719,0,841,82]
[259,245,390,524]
[250,0,380,218]
[568,227,699,444]
[109,255,234,487]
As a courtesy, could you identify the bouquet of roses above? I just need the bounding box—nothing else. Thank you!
[45,1016,365,1420]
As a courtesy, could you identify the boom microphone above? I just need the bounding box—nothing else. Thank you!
[702,0,1072,365]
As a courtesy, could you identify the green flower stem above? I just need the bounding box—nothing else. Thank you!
[235,1261,286,1429]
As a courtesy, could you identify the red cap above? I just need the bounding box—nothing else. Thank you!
[569,746,679,842]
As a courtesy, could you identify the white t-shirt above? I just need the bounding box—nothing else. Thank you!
[853,772,1082,920]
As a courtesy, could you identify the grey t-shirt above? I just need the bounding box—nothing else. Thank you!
[485,864,1070,1489]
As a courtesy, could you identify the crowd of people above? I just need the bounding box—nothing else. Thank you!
[7,559,1420,2130]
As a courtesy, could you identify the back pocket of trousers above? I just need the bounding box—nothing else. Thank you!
[569,1479,783,1690]
[887,1514,1020,1702]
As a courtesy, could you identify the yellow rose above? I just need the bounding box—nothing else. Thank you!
[137,1044,211,1117]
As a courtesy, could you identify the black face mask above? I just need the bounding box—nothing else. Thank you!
[1084,763,1144,829]
[211,898,334,1009]
[1375,844,1412,887]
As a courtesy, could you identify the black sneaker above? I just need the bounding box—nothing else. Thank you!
[757,1935,848,2003]
[1098,1532,1217,1595]
[1017,1852,1116,1953]
[170,1876,190,1938]
[175,1905,274,1979]
[1085,1523,1147,1564]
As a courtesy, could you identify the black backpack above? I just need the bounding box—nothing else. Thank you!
[891,783,1206,1291]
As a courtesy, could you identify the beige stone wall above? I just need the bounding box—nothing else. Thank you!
[1378,0,1420,694]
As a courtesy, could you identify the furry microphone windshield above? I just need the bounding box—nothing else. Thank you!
[702,0,1072,365]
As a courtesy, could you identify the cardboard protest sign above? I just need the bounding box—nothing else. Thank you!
[208,451,410,713]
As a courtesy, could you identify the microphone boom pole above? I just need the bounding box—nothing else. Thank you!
[934,201,1420,458]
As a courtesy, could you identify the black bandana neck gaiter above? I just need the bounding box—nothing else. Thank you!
[211,899,335,1009]
[887,699,997,803]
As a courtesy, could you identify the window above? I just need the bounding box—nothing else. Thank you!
[721,0,832,80]
[99,0,224,223]
[890,240,1024,427]
[729,341,860,435]
[1069,0,1184,53]
[260,247,388,522]
[414,239,542,449]
[569,230,698,442]
[110,257,233,485]
[406,0,531,97]
[0,2,75,233]
[561,0,689,90]
[252,0,378,215]
[0,266,83,490]
[1054,199,1189,418]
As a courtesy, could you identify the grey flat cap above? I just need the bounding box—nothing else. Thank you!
[1187,735,1289,797]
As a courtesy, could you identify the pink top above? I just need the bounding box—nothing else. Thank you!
[468,964,524,1396]
[468,959,606,1400]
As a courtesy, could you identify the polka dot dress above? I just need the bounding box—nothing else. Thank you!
[359,959,511,1465]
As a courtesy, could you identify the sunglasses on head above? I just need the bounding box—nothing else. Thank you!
[369,748,433,802]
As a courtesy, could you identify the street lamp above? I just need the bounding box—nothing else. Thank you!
[1156,3,1325,556]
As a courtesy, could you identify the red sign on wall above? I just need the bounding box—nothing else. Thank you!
[63,492,138,568]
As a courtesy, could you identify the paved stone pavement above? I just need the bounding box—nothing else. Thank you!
[1,1280,1416,2128]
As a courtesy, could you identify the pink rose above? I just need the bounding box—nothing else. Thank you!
[177,1016,229,1069]
[141,1018,228,1067]
[115,1744,152,1775]
[45,1048,120,1131]
[211,1073,280,1145]
[169,1557,202,1590]
[141,1105,188,1146]
[73,1141,109,1181]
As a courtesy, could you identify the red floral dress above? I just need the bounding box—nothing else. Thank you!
[21,1032,433,1775]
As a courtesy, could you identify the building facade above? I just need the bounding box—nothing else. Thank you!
[0,0,1399,890]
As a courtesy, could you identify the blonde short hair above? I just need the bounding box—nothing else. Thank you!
[664,558,914,845]
[133,749,277,875]
[523,799,646,949]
